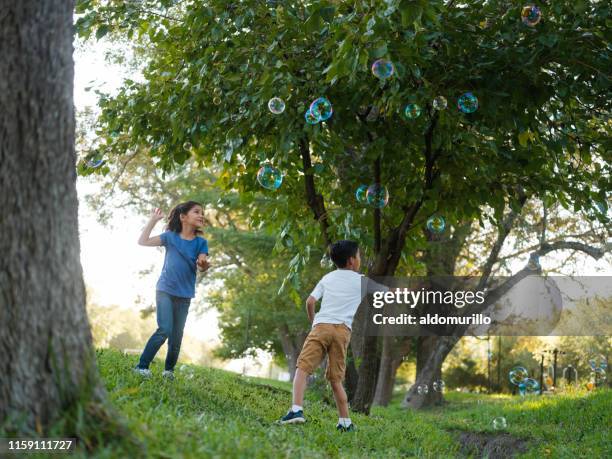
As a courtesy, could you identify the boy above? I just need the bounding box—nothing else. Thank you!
[279,240,388,432]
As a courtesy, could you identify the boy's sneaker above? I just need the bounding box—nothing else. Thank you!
[279,410,305,424]
[162,370,175,380]
[133,367,152,377]
[336,423,356,432]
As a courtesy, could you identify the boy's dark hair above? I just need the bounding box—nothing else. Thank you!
[329,240,359,268]
[166,201,203,234]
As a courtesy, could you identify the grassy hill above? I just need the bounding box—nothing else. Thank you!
[29,349,612,458]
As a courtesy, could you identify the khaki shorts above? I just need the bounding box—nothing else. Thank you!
[296,323,351,383]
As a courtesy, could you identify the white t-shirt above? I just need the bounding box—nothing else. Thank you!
[310,269,388,329]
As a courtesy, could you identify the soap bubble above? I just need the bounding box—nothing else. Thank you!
[213,96,222,105]
[268,97,286,114]
[432,380,445,392]
[320,255,334,269]
[309,97,333,121]
[594,367,607,381]
[371,59,394,80]
[458,92,478,113]
[183,142,192,151]
[492,417,507,430]
[417,385,429,395]
[404,103,422,119]
[509,366,529,385]
[521,5,542,27]
[256,164,283,190]
[355,184,368,203]
[366,184,389,209]
[305,109,320,125]
[433,96,447,110]
[426,216,446,233]
[523,378,540,394]
[87,157,104,169]
[589,354,607,371]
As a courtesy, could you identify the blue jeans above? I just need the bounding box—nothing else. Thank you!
[138,291,191,371]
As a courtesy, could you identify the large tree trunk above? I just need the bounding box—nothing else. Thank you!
[374,335,412,406]
[403,336,459,409]
[0,0,106,432]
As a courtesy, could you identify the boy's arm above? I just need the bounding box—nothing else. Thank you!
[305,296,317,323]
[138,208,164,246]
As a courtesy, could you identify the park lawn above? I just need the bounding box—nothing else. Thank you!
[50,349,611,458]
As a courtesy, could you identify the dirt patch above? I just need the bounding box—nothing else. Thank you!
[457,431,529,458]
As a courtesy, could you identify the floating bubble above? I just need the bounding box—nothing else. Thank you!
[589,355,607,371]
[355,184,368,203]
[320,255,334,269]
[594,367,607,381]
[256,164,283,190]
[432,380,445,392]
[458,92,478,113]
[309,97,333,121]
[371,59,395,80]
[417,385,429,395]
[426,216,446,233]
[305,109,320,125]
[87,156,104,169]
[268,97,286,114]
[366,184,389,209]
[523,378,540,394]
[404,103,422,119]
[213,96,222,106]
[492,417,507,430]
[183,142,192,151]
[509,366,529,385]
[521,5,542,27]
[433,96,448,110]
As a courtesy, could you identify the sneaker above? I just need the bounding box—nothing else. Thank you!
[162,370,175,380]
[336,423,356,432]
[279,410,305,424]
[133,367,152,377]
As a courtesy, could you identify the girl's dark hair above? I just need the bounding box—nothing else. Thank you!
[166,201,203,234]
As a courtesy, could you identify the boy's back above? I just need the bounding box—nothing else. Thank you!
[311,269,365,329]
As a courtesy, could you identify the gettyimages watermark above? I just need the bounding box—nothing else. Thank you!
[360,276,612,337]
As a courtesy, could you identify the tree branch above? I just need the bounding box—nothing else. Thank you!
[299,137,331,247]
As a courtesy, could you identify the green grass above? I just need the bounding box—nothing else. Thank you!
[34,349,612,458]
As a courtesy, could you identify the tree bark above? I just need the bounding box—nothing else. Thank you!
[0,0,106,432]
[373,335,411,406]
[403,336,458,409]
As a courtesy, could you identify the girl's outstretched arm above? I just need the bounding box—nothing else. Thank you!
[138,208,164,246]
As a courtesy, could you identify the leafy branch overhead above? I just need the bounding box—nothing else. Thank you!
[76,0,610,267]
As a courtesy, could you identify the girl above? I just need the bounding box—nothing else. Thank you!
[133,201,209,379]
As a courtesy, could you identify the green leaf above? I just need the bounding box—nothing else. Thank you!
[399,0,422,28]
[95,25,109,40]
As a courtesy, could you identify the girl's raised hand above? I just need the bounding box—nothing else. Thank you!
[150,208,164,222]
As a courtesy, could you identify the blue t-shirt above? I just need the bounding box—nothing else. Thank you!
[156,231,209,299]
